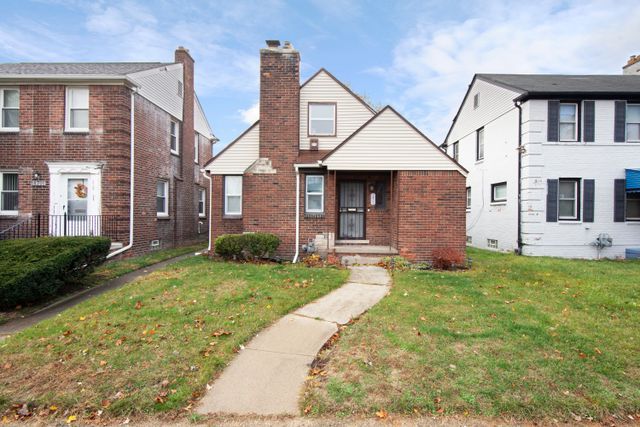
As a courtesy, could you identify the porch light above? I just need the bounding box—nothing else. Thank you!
[33,171,40,180]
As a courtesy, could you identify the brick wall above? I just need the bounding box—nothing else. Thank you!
[396,170,466,261]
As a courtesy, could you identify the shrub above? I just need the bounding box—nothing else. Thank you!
[214,233,280,260]
[0,237,111,309]
[303,254,323,268]
[378,256,411,271]
[431,247,466,270]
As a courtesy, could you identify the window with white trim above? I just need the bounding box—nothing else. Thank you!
[558,178,580,220]
[308,103,335,136]
[170,120,179,154]
[559,103,578,141]
[305,175,324,213]
[491,182,506,203]
[627,104,640,142]
[1,89,19,131]
[194,133,199,163]
[476,128,484,161]
[156,180,169,217]
[198,188,206,217]
[65,87,89,131]
[0,172,18,215]
[224,176,242,216]
[487,239,498,249]
[466,187,471,210]
[452,141,459,161]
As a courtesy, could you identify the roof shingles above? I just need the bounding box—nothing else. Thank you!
[0,62,172,76]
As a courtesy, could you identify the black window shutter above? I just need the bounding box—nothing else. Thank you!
[614,179,626,222]
[547,101,559,142]
[583,101,595,142]
[546,179,558,222]
[614,101,626,142]
[583,179,595,222]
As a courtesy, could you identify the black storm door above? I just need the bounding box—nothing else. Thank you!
[339,181,365,239]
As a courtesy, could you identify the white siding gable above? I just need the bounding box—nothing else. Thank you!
[447,77,520,144]
[194,95,213,138]
[299,70,374,150]
[128,63,184,120]
[323,107,465,173]
[204,123,259,174]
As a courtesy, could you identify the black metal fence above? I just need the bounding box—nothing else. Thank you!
[0,214,122,241]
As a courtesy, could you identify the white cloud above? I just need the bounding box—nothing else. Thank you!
[238,101,259,125]
[381,0,640,142]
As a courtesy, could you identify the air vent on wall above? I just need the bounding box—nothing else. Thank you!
[310,138,319,151]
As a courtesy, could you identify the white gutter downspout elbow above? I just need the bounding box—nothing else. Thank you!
[201,169,213,253]
[107,89,136,259]
[293,165,301,263]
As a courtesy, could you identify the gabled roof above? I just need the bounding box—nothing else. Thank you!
[301,68,377,114]
[0,62,172,76]
[203,121,259,169]
[322,106,467,173]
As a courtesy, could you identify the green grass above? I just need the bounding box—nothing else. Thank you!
[303,248,640,421]
[0,257,348,420]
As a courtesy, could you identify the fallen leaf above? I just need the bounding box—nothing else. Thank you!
[99,360,107,366]
[134,301,143,310]
[66,415,77,424]
[375,409,388,419]
[49,405,58,412]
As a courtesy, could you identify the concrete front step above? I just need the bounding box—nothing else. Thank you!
[333,244,398,255]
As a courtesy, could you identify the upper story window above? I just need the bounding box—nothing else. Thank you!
[170,120,179,154]
[0,171,18,215]
[476,128,484,161]
[451,141,459,162]
[198,187,206,217]
[305,175,324,213]
[224,176,242,216]
[473,93,479,109]
[558,178,580,220]
[156,180,169,217]
[491,182,506,203]
[65,87,89,132]
[559,103,578,141]
[308,103,336,136]
[194,133,199,163]
[627,104,640,142]
[1,89,19,131]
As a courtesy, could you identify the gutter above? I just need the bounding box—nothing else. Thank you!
[514,100,523,255]
[201,169,213,253]
[107,88,137,258]
[293,165,301,263]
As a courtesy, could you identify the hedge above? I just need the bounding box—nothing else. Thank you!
[215,233,280,260]
[0,237,111,309]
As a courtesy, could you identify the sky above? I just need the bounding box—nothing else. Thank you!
[1,0,639,152]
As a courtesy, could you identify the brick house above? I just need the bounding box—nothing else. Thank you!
[0,47,216,256]
[203,41,467,262]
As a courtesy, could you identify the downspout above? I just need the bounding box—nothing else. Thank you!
[201,169,213,253]
[293,165,301,263]
[514,100,523,255]
[107,88,136,259]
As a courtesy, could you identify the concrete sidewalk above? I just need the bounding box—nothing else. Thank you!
[0,252,198,338]
[196,265,391,416]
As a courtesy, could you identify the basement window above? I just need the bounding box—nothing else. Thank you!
[487,239,498,249]
[466,235,472,244]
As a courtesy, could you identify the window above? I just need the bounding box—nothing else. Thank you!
[156,181,168,217]
[224,176,242,216]
[476,128,484,161]
[559,103,578,141]
[466,187,471,210]
[626,192,640,221]
[0,172,18,214]
[558,178,580,220]
[1,89,19,131]
[487,239,498,249]
[198,188,206,217]
[194,133,199,163]
[466,235,472,244]
[305,175,324,213]
[452,141,459,161]
[491,182,507,203]
[170,120,179,154]
[627,104,640,142]
[65,87,89,131]
[308,103,336,136]
[473,93,479,109]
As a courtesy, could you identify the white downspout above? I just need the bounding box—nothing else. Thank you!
[201,169,213,253]
[107,89,136,259]
[293,165,301,263]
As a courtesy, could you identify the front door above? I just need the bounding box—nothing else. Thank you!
[339,181,365,239]
[50,174,100,236]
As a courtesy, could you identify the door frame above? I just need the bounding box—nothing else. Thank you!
[337,179,366,240]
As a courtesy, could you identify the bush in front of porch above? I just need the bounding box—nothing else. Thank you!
[0,237,110,309]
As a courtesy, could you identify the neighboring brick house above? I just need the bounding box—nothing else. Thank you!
[203,40,467,262]
[0,47,216,256]
[442,56,640,259]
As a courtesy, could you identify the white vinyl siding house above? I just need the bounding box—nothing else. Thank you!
[206,123,260,175]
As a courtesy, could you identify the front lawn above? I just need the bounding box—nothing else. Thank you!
[303,248,640,422]
[0,257,348,421]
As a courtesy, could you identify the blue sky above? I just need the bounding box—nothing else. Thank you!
[1,0,639,152]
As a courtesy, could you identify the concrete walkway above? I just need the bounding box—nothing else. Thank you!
[196,265,391,416]
[0,252,198,338]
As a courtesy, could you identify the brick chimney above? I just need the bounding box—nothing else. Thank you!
[623,54,640,75]
[256,40,300,170]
